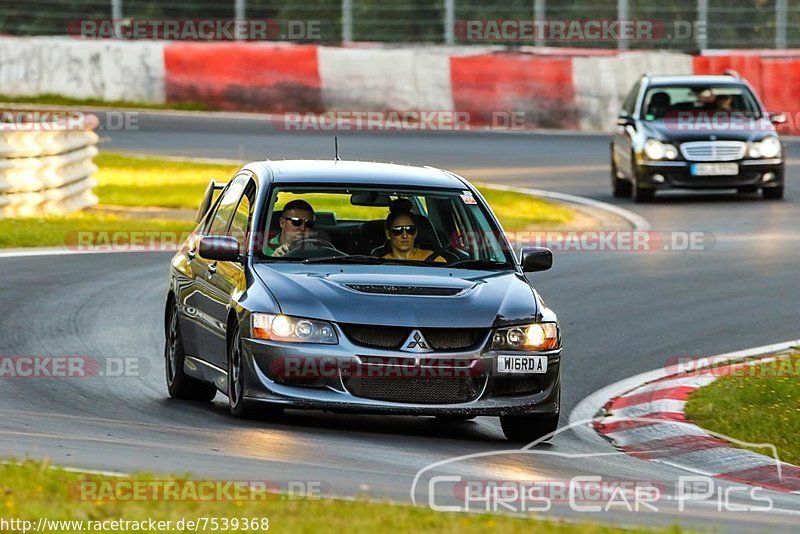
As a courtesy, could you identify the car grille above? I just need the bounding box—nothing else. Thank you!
[680,141,746,162]
[343,376,485,404]
[490,377,541,397]
[339,324,488,351]
[345,284,463,296]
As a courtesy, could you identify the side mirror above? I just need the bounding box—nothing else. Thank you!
[616,114,634,127]
[520,246,553,273]
[199,236,241,262]
[769,112,787,125]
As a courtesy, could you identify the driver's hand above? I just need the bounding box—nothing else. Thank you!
[273,244,290,257]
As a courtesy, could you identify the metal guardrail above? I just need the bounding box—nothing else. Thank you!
[0,114,99,218]
[2,0,800,51]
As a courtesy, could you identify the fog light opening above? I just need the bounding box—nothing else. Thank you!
[762,172,776,183]
[652,174,666,184]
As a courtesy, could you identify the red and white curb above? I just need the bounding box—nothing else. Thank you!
[590,346,800,494]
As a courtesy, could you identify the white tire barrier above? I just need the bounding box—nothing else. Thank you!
[0,114,99,218]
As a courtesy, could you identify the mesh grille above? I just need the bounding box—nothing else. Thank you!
[343,376,484,404]
[345,284,462,296]
[680,141,746,162]
[490,377,541,397]
[340,325,488,351]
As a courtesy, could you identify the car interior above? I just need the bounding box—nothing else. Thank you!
[259,190,500,262]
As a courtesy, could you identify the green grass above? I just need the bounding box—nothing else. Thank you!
[478,186,573,229]
[684,351,800,465]
[0,153,574,249]
[0,93,213,111]
[0,213,194,249]
[0,460,679,534]
[94,153,241,209]
[93,153,573,227]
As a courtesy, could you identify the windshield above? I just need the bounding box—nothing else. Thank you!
[641,84,761,120]
[253,186,514,269]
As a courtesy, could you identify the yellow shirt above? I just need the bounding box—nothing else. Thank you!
[383,248,447,262]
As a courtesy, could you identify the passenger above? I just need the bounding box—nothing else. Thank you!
[715,94,734,111]
[382,199,446,262]
[264,199,315,257]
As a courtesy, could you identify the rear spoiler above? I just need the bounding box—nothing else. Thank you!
[196,179,226,223]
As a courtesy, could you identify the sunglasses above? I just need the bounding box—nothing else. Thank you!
[282,216,315,228]
[389,225,417,236]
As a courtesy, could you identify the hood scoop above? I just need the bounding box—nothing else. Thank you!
[344,284,464,296]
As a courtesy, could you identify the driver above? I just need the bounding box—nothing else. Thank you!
[264,199,315,257]
[382,198,446,262]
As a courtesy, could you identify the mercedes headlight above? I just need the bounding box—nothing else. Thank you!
[252,314,338,344]
[644,139,678,160]
[749,136,781,159]
[491,323,559,351]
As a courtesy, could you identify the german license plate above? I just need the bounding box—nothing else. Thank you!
[497,355,548,374]
[690,163,739,176]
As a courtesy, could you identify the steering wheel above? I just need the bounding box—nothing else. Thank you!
[282,237,344,258]
[426,248,459,263]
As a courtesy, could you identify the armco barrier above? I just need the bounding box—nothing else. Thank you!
[0,114,99,218]
[164,42,322,111]
[450,53,577,128]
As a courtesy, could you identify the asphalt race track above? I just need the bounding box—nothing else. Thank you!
[1,112,798,531]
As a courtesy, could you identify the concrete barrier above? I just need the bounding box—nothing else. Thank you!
[0,114,99,217]
[2,37,800,133]
[573,52,693,131]
[165,42,322,111]
[318,47,453,111]
[0,37,165,103]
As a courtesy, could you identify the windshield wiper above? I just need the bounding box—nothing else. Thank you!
[445,259,513,270]
[303,255,387,264]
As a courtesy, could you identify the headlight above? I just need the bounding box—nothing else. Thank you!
[491,323,559,351]
[644,139,678,160]
[252,314,338,344]
[749,136,781,159]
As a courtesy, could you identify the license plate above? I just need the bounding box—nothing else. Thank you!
[497,355,548,374]
[690,163,739,176]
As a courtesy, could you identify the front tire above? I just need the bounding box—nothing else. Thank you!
[227,321,283,419]
[631,178,655,203]
[165,303,217,401]
[763,186,784,200]
[500,413,559,442]
[611,158,632,198]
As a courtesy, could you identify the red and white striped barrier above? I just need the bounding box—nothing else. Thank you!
[3,37,800,132]
[594,358,800,494]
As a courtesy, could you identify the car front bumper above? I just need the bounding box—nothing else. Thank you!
[238,335,561,417]
[635,159,784,189]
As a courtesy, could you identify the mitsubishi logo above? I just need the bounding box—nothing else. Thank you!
[402,330,433,353]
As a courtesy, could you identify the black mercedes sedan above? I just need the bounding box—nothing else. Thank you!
[611,73,785,201]
[165,160,561,442]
